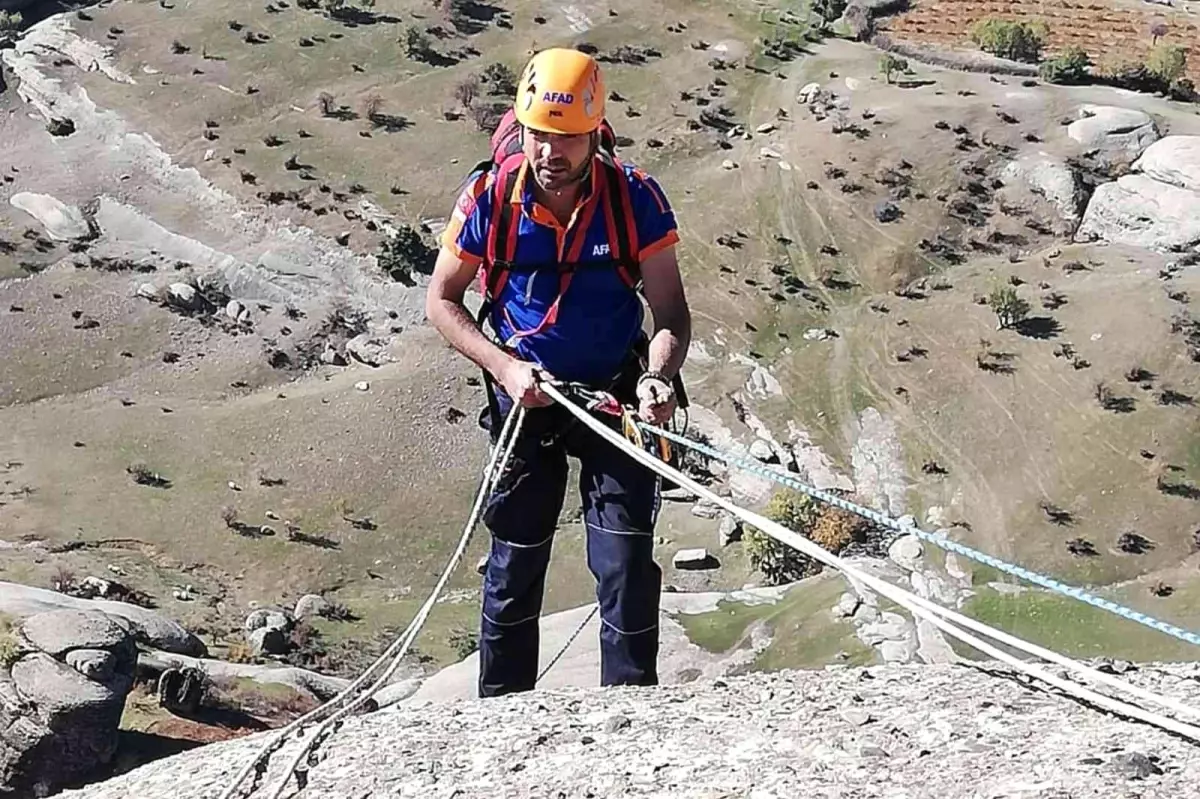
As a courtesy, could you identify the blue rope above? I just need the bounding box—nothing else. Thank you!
[640,421,1200,649]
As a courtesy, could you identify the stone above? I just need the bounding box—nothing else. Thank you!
[20,610,128,658]
[9,192,93,240]
[294,594,331,619]
[672,548,717,570]
[1067,105,1159,159]
[690,501,721,520]
[1109,751,1162,780]
[166,282,200,311]
[65,649,117,683]
[718,514,742,546]
[803,328,836,341]
[721,159,738,170]
[320,343,347,366]
[136,283,160,301]
[247,626,289,656]
[834,592,861,618]
[1134,136,1200,192]
[225,300,244,320]
[798,82,821,103]
[1075,175,1200,252]
[476,554,489,576]
[873,200,901,223]
[888,535,924,572]
[759,147,782,159]
[839,707,874,726]
[661,487,697,502]
[1000,152,1086,226]
[748,439,776,463]
[157,666,205,716]
[755,122,777,134]
[604,714,631,733]
[346,333,395,367]
[354,380,371,392]
[244,609,292,637]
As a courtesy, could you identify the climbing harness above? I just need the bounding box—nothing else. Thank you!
[219,381,1200,799]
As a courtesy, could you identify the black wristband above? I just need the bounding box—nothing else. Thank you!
[639,370,671,386]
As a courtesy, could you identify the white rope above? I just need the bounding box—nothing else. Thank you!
[219,403,527,799]
[540,383,1200,741]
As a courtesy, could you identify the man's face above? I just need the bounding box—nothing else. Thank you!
[523,127,595,192]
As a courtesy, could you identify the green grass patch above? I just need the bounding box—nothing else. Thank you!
[676,597,781,653]
[963,586,1200,662]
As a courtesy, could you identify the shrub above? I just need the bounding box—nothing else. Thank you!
[743,489,822,585]
[447,627,478,660]
[879,54,908,84]
[377,225,435,282]
[402,26,433,60]
[1039,47,1091,85]
[480,62,517,97]
[970,18,1048,63]
[0,11,23,34]
[317,91,336,116]
[988,285,1030,330]
[454,75,480,108]
[360,92,382,120]
[1146,43,1187,84]
[0,616,20,669]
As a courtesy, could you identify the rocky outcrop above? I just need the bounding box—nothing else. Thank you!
[1134,136,1200,192]
[1067,105,1159,162]
[9,192,94,241]
[1000,152,1086,233]
[57,662,1200,798]
[1075,174,1200,252]
[0,581,206,656]
[1,610,137,796]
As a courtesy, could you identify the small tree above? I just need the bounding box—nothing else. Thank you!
[480,62,518,97]
[360,92,382,120]
[743,489,822,585]
[879,53,908,84]
[1146,43,1187,85]
[970,18,1048,63]
[1039,47,1091,85]
[1149,20,1169,47]
[317,91,336,116]
[454,75,480,108]
[403,26,432,60]
[988,285,1030,330]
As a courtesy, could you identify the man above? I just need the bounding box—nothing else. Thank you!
[424,47,691,697]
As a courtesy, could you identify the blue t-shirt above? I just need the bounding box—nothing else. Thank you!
[443,157,680,385]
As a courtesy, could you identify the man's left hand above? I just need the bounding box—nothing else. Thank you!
[636,374,676,426]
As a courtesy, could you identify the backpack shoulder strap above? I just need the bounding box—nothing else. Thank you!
[481,153,527,304]
[597,154,640,289]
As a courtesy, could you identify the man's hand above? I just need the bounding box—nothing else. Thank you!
[636,374,676,425]
[499,359,555,408]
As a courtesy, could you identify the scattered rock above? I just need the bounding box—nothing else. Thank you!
[721,159,738,170]
[157,666,205,716]
[320,343,347,366]
[354,381,371,392]
[661,487,698,503]
[888,535,923,572]
[1075,175,1200,252]
[759,147,782,160]
[224,300,244,320]
[672,548,719,570]
[834,592,861,619]
[604,714,631,733]
[874,200,902,223]
[1067,106,1158,160]
[690,500,721,520]
[166,282,201,311]
[247,626,288,656]
[1133,136,1200,192]
[803,328,837,341]
[718,514,742,546]
[10,192,93,241]
[136,283,160,301]
[294,594,331,619]
[840,707,874,726]
[755,122,777,134]
[1109,751,1163,780]
[345,333,395,367]
[244,608,292,635]
[748,439,776,463]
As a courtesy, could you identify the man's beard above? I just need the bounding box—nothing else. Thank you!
[534,152,592,193]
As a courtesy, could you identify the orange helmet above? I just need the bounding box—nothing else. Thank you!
[514,48,605,135]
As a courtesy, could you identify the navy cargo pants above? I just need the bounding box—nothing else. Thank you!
[477,370,663,697]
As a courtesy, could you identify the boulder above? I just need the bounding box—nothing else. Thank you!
[9,192,93,240]
[1001,152,1086,226]
[20,610,128,658]
[345,333,395,367]
[888,535,924,572]
[1067,105,1159,160]
[166,283,201,311]
[748,439,777,463]
[672,548,719,570]
[718,514,742,547]
[294,594,331,619]
[1133,136,1200,192]
[156,666,205,716]
[247,626,289,656]
[1,610,137,795]
[1075,175,1200,252]
[244,608,292,634]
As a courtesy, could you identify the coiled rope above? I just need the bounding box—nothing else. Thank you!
[636,420,1200,649]
[218,404,527,799]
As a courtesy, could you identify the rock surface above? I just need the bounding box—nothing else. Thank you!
[1133,135,1200,192]
[58,663,1200,799]
[1067,105,1159,159]
[2,611,137,796]
[1075,174,1200,252]
[9,192,92,240]
[1001,151,1086,229]
[0,581,205,656]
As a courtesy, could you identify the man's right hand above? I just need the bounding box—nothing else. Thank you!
[498,359,554,408]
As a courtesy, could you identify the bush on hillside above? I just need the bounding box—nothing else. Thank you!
[480,63,517,97]
[1146,43,1187,84]
[879,53,909,84]
[1039,47,1091,85]
[377,225,435,283]
[744,489,822,585]
[0,11,21,32]
[988,285,1030,330]
[969,17,1048,63]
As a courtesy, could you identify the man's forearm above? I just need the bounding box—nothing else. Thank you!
[646,308,691,380]
[428,299,513,378]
